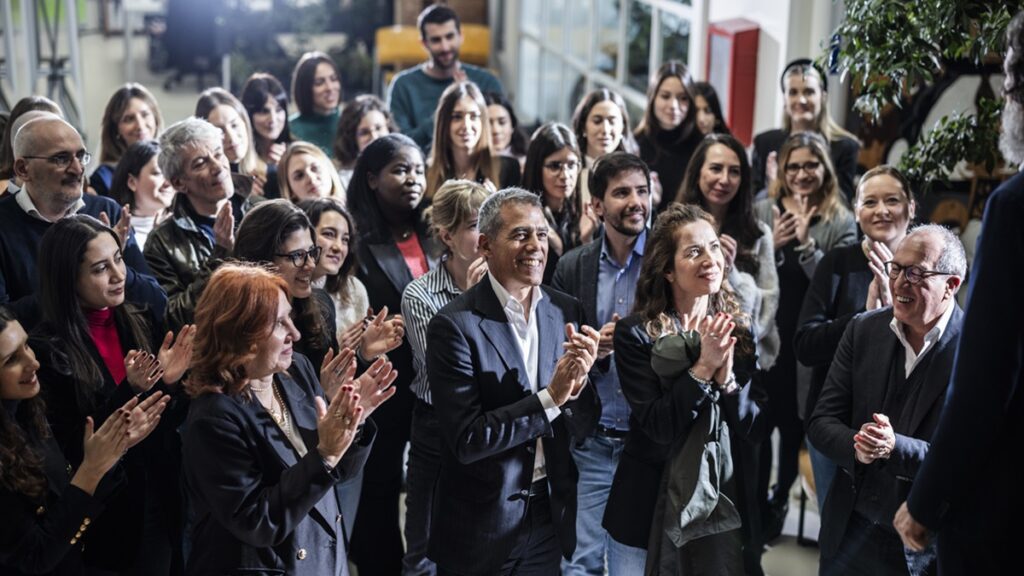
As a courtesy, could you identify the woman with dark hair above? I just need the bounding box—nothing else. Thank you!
[332,94,397,191]
[794,165,916,511]
[92,84,164,197]
[521,122,596,281]
[571,88,638,207]
[278,142,345,204]
[346,132,433,575]
[290,52,343,158]
[752,59,861,202]
[634,60,703,214]
[233,199,339,372]
[603,203,760,573]
[196,87,273,199]
[0,306,168,576]
[33,215,194,575]
[0,96,62,194]
[240,72,292,169]
[753,131,856,540]
[109,140,174,249]
[484,92,528,169]
[182,262,396,576]
[425,81,520,198]
[692,81,729,136]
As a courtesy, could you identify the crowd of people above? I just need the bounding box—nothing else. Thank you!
[0,3,1021,576]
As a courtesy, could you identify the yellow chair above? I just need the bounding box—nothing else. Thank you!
[373,23,491,95]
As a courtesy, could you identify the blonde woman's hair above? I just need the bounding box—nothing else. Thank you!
[277,141,345,204]
[425,179,491,243]
[768,131,848,222]
[780,63,857,142]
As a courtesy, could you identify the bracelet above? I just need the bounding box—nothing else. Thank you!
[687,367,714,389]
[716,372,738,391]
[795,237,817,253]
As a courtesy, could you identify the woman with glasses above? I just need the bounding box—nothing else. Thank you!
[753,131,856,541]
[92,84,164,198]
[522,122,595,283]
[234,199,338,372]
[751,59,860,202]
[794,165,916,510]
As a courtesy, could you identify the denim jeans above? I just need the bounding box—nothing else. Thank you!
[561,434,635,576]
[806,437,837,512]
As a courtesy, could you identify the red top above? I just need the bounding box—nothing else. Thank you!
[395,234,429,280]
[86,308,127,385]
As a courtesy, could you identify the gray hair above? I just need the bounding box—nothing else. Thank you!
[477,187,543,239]
[906,223,967,278]
[159,117,222,182]
[12,115,73,158]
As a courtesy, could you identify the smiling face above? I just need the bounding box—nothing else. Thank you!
[422,20,463,70]
[0,320,41,402]
[117,97,158,147]
[286,152,332,201]
[784,71,824,129]
[128,155,174,213]
[273,228,317,299]
[16,120,87,207]
[594,169,649,237]
[369,146,426,215]
[206,104,249,164]
[665,219,724,302]
[312,62,341,114]
[654,76,690,131]
[247,290,300,379]
[480,202,548,294]
[77,232,127,310]
[890,231,959,337]
[585,101,624,158]
[252,94,286,143]
[541,147,581,206]
[488,104,513,153]
[450,96,483,154]
[173,139,234,215]
[313,210,350,278]
[856,173,915,245]
[695,94,716,135]
[698,143,742,211]
[356,110,390,152]
[783,146,825,198]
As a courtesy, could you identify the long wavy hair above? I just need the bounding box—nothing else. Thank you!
[0,307,50,500]
[632,204,750,348]
[240,72,292,160]
[37,216,153,414]
[333,94,398,169]
[426,81,502,198]
[187,264,289,397]
[299,197,360,302]
[678,133,763,276]
[635,60,698,147]
[233,199,331,358]
[571,88,639,158]
[768,131,848,222]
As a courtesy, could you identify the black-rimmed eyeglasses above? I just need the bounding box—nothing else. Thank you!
[275,246,322,267]
[883,261,953,285]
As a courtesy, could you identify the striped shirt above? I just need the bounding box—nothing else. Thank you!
[401,261,463,404]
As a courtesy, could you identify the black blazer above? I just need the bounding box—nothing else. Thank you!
[183,353,375,576]
[425,277,599,574]
[751,129,861,204]
[807,306,963,558]
[793,243,872,422]
[602,314,761,549]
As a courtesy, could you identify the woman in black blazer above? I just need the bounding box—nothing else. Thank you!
[182,263,396,576]
[603,204,762,573]
[0,306,167,576]
[794,165,916,509]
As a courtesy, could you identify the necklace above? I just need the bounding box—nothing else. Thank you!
[267,383,290,432]
[249,379,272,393]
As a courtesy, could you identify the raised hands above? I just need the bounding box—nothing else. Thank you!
[349,357,399,422]
[125,391,171,449]
[214,201,235,251]
[466,256,489,288]
[772,198,818,249]
[320,347,357,399]
[865,240,894,310]
[157,325,197,384]
[683,312,737,388]
[548,324,601,405]
[315,385,364,469]
[266,142,286,166]
[125,350,163,393]
[719,233,738,272]
[98,204,132,248]
[596,313,621,360]
[73,410,130,495]
[360,306,405,360]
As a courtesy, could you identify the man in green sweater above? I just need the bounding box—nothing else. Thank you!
[386,4,504,152]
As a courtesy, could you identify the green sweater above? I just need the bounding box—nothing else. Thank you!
[386,63,504,150]
[289,108,341,158]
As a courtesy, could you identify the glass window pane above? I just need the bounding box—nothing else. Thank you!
[547,0,566,48]
[541,52,563,122]
[627,1,653,92]
[596,0,621,77]
[661,10,691,65]
[566,69,587,120]
[521,0,542,36]
[569,0,592,63]
[518,39,542,122]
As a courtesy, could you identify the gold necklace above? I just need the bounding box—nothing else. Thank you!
[265,383,290,433]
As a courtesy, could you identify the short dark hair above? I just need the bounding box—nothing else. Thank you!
[109,139,161,209]
[588,152,650,201]
[418,3,460,39]
[240,72,291,146]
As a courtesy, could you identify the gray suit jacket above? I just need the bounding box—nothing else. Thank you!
[807,305,963,558]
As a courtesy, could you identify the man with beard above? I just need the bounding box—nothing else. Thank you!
[0,114,164,326]
[893,11,1024,573]
[387,4,505,150]
[144,117,247,330]
[551,152,651,575]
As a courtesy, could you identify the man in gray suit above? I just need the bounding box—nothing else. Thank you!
[807,225,966,576]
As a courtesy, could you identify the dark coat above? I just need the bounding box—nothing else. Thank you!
[183,354,375,576]
[425,277,599,574]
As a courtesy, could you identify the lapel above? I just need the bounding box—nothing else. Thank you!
[579,240,601,326]
[474,277,530,388]
[367,241,414,294]
[906,305,963,434]
[861,311,899,422]
[535,291,561,390]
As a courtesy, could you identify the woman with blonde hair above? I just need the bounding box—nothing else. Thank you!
[425,81,520,197]
[753,130,856,541]
[278,141,345,204]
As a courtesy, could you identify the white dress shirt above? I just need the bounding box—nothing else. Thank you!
[888,301,956,377]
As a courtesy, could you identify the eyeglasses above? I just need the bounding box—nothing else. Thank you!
[543,160,581,173]
[275,245,322,267]
[22,150,92,169]
[784,161,821,175]
[883,261,953,285]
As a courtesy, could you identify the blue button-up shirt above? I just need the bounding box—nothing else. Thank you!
[594,229,646,431]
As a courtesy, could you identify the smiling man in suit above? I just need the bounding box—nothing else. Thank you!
[426,187,601,575]
[807,224,966,576]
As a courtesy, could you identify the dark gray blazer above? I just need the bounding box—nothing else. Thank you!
[807,305,963,558]
[425,276,599,574]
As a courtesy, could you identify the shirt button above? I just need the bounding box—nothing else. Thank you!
[296,549,307,560]
[617,298,625,304]
[520,489,530,498]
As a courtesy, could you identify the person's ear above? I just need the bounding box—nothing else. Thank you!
[478,234,491,258]
[908,200,918,221]
[367,172,379,191]
[591,197,606,220]
[127,173,139,194]
[13,158,29,181]
[946,275,962,296]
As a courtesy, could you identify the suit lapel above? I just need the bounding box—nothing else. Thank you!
[863,313,899,422]
[367,241,414,295]
[906,305,963,434]
[474,278,530,387]
[536,291,561,390]
[580,241,600,327]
